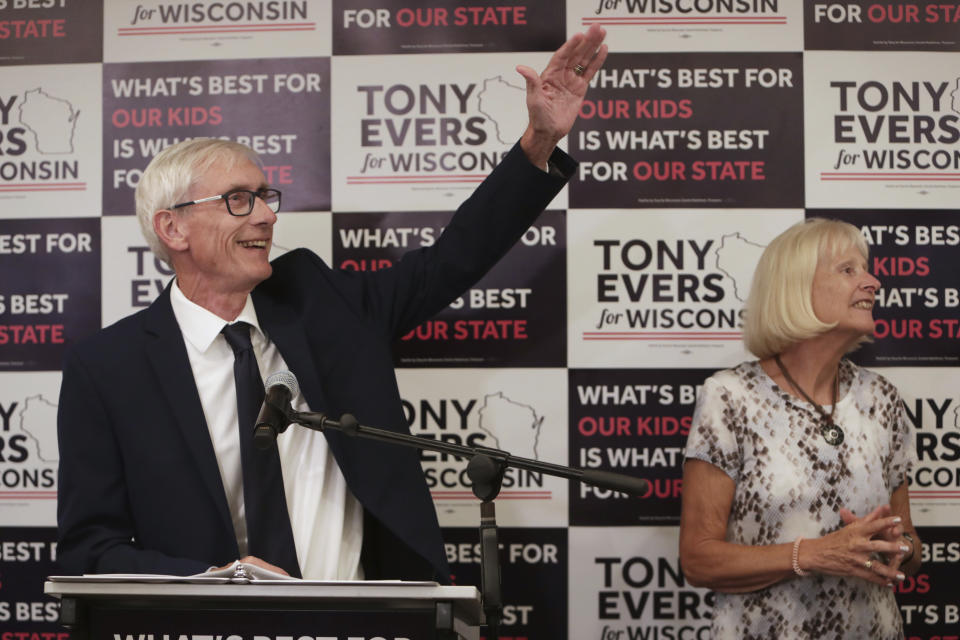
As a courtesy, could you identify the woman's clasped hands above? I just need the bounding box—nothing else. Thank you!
[797,504,910,586]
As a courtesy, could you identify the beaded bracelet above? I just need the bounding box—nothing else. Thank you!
[792,537,809,577]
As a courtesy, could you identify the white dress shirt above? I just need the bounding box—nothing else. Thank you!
[170,280,364,579]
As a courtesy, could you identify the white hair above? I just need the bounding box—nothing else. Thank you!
[134,138,261,264]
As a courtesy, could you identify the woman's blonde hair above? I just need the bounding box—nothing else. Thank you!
[135,138,261,265]
[743,218,869,359]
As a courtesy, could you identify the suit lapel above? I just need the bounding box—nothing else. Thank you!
[251,290,330,432]
[142,286,234,537]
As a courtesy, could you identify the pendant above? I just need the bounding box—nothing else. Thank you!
[820,422,844,446]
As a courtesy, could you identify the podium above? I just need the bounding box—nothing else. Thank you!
[45,578,482,640]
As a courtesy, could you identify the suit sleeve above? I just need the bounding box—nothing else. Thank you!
[56,347,210,576]
[330,142,575,338]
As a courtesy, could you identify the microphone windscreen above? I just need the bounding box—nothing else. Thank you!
[265,370,299,397]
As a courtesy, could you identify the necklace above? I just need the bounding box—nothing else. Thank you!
[773,355,844,446]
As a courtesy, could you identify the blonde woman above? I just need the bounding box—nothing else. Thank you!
[680,218,920,639]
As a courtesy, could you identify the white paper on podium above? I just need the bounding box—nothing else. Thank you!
[48,560,439,586]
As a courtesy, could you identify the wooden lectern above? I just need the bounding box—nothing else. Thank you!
[45,578,482,640]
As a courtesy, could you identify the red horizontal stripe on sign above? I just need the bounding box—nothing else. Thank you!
[583,331,741,341]
[821,172,960,181]
[347,177,485,184]
[119,22,314,31]
[0,492,57,498]
[0,185,87,191]
[582,17,786,24]
[431,491,552,499]
[119,26,315,36]
[910,491,960,496]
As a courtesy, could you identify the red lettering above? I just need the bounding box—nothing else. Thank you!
[454,6,526,26]
[578,416,632,437]
[262,165,293,184]
[396,7,448,27]
[579,99,630,120]
[111,107,163,128]
[928,318,960,339]
[640,477,683,499]
[0,324,65,344]
[632,161,686,181]
[401,320,450,341]
[452,319,527,340]
[873,318,924,339]
[0,19,66,39]
[338,258,393,271]
[926,4,960,22]
[691,160,765,181]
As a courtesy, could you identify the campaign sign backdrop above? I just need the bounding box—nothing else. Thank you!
[569,369,709,527]
[804,50,960,209]
[0,63,102,218]
[568,526,714,640]
[332,0,565,55]
[443,527,567,640]
[398,368,568,527]
[6,3,960,638]
[0,217,99,372]
[0,527,62,633]
[100,212,332,327]
[330,51,561,212]
[569,52,804,208]
[104,0,331,62]
[804,0,960,52]
[0,372,62,527]
[569,0,803,53]
[0,0,102,65]
[899,527,960,637]
[884,368,960,528]
[567,209,801,368]
[332,210,565,367]
[815,209,960,367]
[102,57,331,215]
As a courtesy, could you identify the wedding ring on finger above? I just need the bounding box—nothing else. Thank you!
[863,559,873,571]
[573,64,586,76]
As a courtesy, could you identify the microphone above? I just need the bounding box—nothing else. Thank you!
[254,371,299,450]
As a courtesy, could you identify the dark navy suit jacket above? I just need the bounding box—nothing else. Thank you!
[56,143,574,580]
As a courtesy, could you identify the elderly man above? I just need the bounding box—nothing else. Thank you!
[56,27,607,582]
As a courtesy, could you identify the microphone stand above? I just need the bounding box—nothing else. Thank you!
[280,410,649,639]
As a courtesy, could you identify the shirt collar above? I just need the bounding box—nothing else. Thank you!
[170,279,264,353]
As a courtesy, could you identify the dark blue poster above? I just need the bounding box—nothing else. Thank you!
[570,52,804,209]
[333,209,567,367]
[332,0,565,55]
[569,368,711,526]
[102,57,330,215]
[443,526,567,640]
[0,0,102,65]
[805,1,960,51]
[810,210,960,367]
[0,217,100,371]
[0,527,64,635]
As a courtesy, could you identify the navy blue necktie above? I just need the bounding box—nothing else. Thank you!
[221,322,301,578]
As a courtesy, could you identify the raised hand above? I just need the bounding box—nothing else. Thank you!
[516,25,608,166]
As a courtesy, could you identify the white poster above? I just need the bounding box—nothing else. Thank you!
[0,372,62,527]
[0,64,102,218]
[104,0,332,62]
[397,368,569,527]
[805,51,960,209]
[331,51,569,211]
[567,209,800,368]
[101,212,332,326]
[566,0,802,53]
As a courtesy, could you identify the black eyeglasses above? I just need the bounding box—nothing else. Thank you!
[171,187,282,216]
